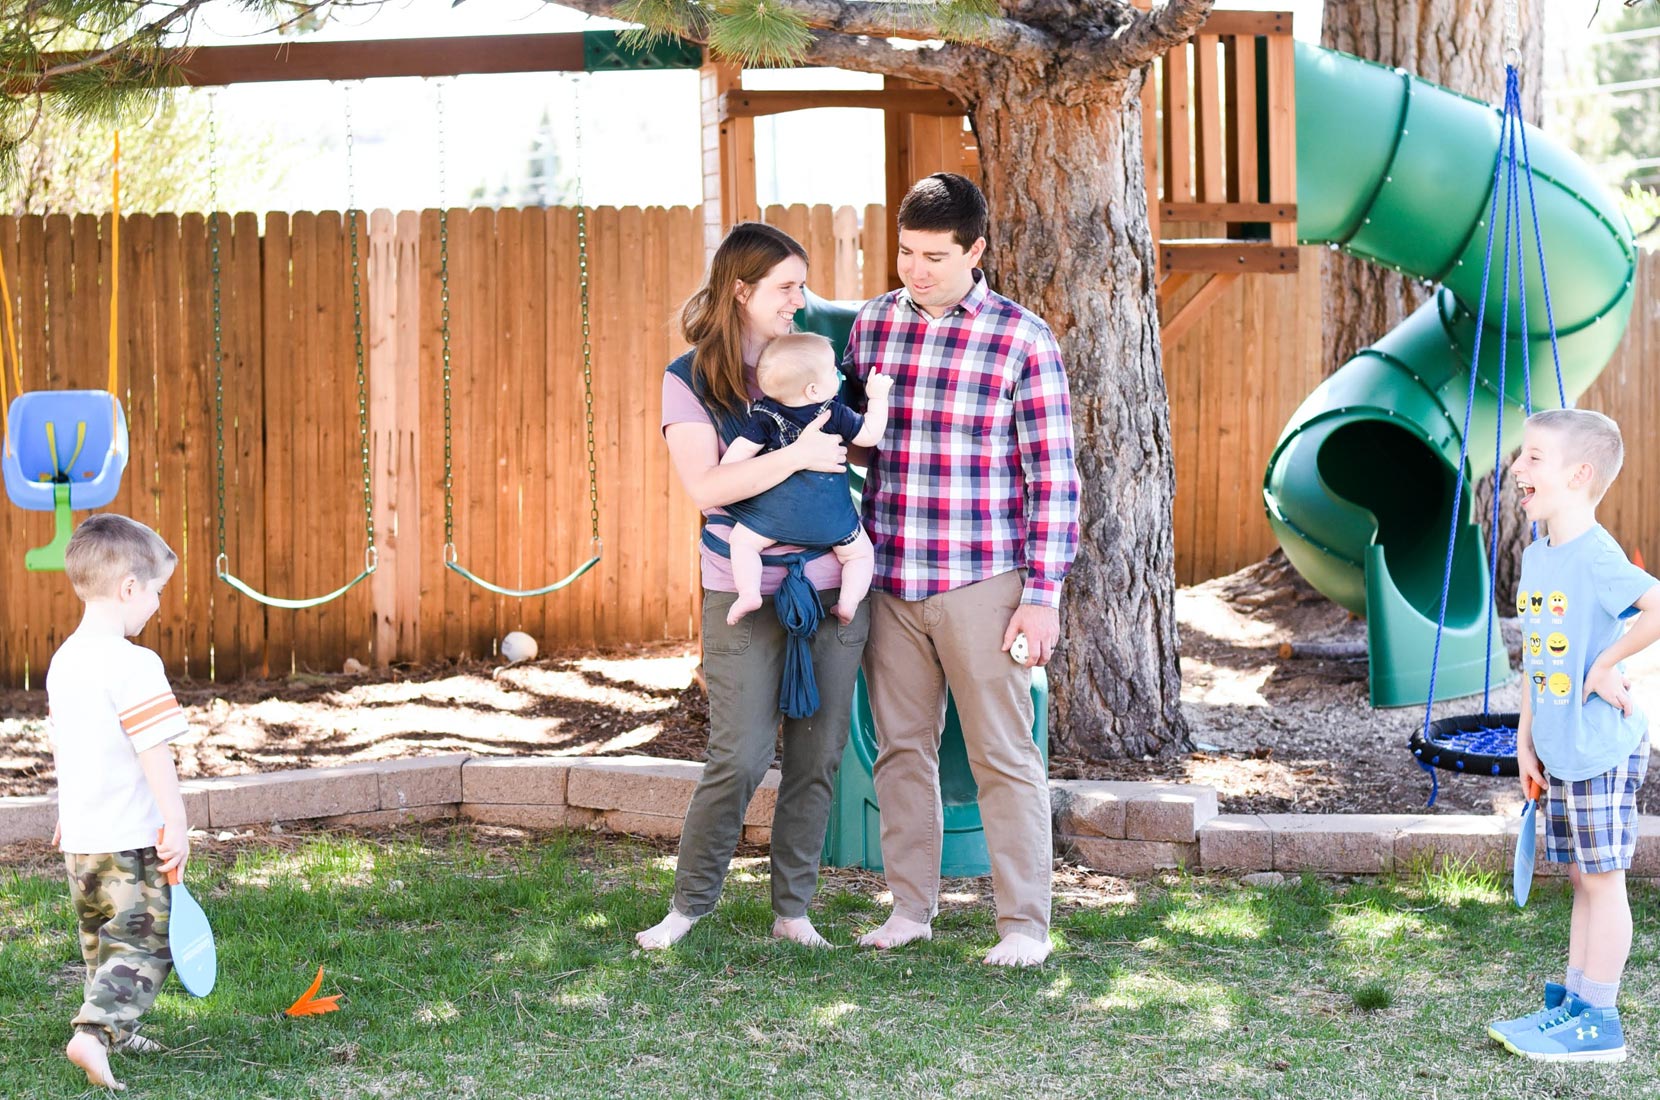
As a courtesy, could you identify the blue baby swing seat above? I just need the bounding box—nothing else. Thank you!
[2,390,129,569]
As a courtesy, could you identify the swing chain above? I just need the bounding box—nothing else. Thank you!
[345,83,375,553]
[437,80,456,557]
[574,76,599,549]
[208,90,227,564]
[1502,0,1520,66]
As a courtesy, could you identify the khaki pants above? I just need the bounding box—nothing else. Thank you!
[863,570,1051,939]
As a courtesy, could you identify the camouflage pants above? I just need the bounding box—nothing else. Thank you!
[65,847,173,1047]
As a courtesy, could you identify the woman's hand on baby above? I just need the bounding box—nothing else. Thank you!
[789,409,847,473]
[866,371,894,399]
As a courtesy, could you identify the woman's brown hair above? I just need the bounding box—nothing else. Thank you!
[680,222,808,419]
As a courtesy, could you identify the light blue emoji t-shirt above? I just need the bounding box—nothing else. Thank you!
[1517,524,1657,781]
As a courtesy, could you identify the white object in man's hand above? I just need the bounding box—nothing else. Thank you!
[1009,633,1029,665]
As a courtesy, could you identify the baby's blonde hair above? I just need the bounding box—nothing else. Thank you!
[1526,408,1625,501]
[756,333,834,402]
[63,513,177,601]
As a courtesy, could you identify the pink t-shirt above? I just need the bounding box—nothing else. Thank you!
[661,370,846,596]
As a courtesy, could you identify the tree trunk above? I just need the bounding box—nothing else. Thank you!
[1321,0,1545,601]
[969,62,1189,759]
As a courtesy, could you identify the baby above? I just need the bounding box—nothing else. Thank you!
[719,332,892,625]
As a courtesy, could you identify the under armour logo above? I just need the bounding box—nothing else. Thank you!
[1577,1025,1598,1041]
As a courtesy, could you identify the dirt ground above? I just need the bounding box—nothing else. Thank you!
[5,553,1656,816]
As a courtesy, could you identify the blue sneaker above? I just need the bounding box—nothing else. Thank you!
[1505,1000,1626,1063]
[1487,982,1569,1043]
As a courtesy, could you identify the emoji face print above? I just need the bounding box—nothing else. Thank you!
[1548,591,1568,617]
[1546,632,1569,659]
[1528,633,1543,658]
[1549,673,1572,698]
[1517,589,1530,616]
[1532,671,1548,693]
[1529,592,1545,615]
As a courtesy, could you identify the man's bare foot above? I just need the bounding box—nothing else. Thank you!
[635,908,699,950]
[983,931,1051,967]
[771,916,831,948]
[66,1031,124,1090]
[834,601,857,625]
[857,912,932,949]
[725,593,763,626]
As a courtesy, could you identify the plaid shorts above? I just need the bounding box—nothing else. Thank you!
[1543,733,1650,873]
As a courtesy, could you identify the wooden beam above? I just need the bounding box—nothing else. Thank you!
[34,34,603,88]
[720,88,965,120]
[1197,11,1294,36]
[1265,27,1298,247]
[1162,202,1296,222]
[1161,272,1240,345]
[1156,270,1196,315]
[1160,240,1299,274]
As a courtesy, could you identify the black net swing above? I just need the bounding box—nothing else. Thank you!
[1408,61,1572,806]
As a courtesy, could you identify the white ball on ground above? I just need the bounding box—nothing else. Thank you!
[501,631,539,663]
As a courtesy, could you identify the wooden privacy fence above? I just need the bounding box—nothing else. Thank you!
[0,204,855,686]
[0,202,1653,684]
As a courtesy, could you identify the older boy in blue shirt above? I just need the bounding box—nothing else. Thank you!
[1488,409,1660,1063]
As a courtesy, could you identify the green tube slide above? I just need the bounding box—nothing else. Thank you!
[1264,43,1638,708]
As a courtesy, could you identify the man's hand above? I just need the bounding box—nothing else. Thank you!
[1584,661,1635,716]
[1003,604,1060,668]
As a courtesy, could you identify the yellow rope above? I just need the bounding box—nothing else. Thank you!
[0,222,18,455]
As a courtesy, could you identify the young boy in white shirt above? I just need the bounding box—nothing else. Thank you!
[48,513,192,1090]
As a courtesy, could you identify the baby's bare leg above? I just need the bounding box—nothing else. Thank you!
[726,524,776,625]
[830,529,875,624]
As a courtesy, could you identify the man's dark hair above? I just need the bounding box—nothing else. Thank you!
[897,173,988,252]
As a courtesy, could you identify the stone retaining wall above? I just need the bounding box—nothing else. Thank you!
[4,757,1650,877]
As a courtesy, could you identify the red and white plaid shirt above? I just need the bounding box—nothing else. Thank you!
[846,271,1080,608]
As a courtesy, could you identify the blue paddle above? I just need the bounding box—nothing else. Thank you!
[1513,777,1542,909]
[160,829,217,997]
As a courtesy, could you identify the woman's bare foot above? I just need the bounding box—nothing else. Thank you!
[66,1031,124,1090]
[771,916,831,948]
[983,931,1051,967]
[856,912,932,949]
[635,908,699,950]
[725,593,763,626]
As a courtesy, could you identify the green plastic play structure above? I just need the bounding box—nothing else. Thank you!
[1264,43,1638,707]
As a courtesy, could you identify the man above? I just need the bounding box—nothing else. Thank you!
[846,173,1080,967]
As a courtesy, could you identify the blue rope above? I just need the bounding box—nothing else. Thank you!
[1418,89,1509,806]
[1483,79,1519,718]
[1511,68,1568,408]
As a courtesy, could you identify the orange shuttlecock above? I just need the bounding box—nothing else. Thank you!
[285,965,342,1017]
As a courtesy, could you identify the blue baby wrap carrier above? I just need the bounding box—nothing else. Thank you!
[668,352,840,719]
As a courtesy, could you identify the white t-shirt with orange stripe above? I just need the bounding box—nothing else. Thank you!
[46,633,190,854]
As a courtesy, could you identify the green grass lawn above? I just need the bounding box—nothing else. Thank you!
[1,827,1655,1098]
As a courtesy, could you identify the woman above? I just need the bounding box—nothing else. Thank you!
[637,223,867,950]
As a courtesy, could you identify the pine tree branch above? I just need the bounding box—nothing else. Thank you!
[550,0,1057,62]
[1076,0,1213,79]
[21,0,215,89]
[802,34,978,96]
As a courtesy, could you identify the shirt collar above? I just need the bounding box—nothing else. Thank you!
[898,269,989,320]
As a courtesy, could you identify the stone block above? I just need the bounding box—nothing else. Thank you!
[1629,817,1660,877]
[744,771,780,827]
[1124,785,1218,844]
[319,805,458,829]
[1050,780,1126,839]
[202,764,381,828]
[377,755,466,810]
[178,782,212,827]
[461,757,575,806]
[1199,814,1271,872]
[0,795,56,846]
[742,825,772,847]
[460,804,602,830]
[1393,815,1512,873]
[1263,815,1428,874]
[566,756,705,817]
[1059,835,1197,876]
[600,810,685,839]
